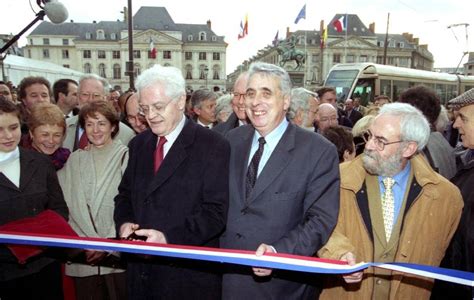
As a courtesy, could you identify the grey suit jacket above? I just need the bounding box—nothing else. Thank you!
[221,123,340,299]
[63,115,135,151]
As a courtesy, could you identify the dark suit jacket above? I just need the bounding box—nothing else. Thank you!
[221,123,340,300]
[347,109,363,126]
[114,118,230,299]
[0,148,68,281]
[213,112,240,136]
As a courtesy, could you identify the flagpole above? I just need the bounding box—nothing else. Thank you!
[344,13,348,63]
[304,30,307,88]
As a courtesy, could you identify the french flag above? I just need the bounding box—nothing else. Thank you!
[333,15,347,32]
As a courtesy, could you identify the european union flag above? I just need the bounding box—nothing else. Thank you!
[294,4,306,24]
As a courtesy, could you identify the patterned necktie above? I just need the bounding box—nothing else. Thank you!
[245,137,266,199]
[154,136,167,174]
[381,177,395,242]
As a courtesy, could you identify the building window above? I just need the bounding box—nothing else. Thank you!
[199,32,206,41]
[134,63,141,78]
[97,30,105,40]
[43,38,49,45]
[389,40,395,47]
[199,52,206,60]
[188,35,193,41]
[163,51,171,59]
[112,51,120,59]
[213,65,220,80]
[185,64,193,79]
[30,39,33,45]
[377,56,383,64]
[312,54,320,63]
[398,42,405,48]
[213,52,220,60]
[83,50,91,59]
[63,64,70,68]
[62,39,69,45]
[360,55,368,62]
[388,57,395,65]
[84,63,91,73]
[28,49,31,58]
[185,52,192,60]
[113,64,121,79]
[346,55,355,63]
[99,64,106,78]
[212,36,217,41]
[98,50,106,59]
[333,54,341,63]
[110,33,116,40]
[399,57,409,67]
[378,41,384,47]
[133,50,141,59]
[85,32,92,39]
[43,49,49,58]
[62,49,69,59]
[199,65,208,79]
[148,50,156,59]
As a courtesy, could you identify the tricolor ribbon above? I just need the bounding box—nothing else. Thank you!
[0,231,473,286]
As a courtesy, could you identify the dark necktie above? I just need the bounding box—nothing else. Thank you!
[245,137,266,199]
[154,136,167,174]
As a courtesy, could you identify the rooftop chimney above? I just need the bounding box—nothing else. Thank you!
[369,22,375,33]
[206,20,212,30]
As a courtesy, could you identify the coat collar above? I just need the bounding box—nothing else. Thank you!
[144,119,194,198]
[0,148,38,191]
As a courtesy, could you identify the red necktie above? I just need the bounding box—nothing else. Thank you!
[154,136,167,173]
[78,132,89,149]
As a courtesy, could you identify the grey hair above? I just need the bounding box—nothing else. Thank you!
[378,102,430,151]
[435,105,450,133]
[287,88,311,121]
[247,62,292,97]
[215,94,232,116]
[191,89,217,109]
[78,74,109,95]
[135,64,185,100]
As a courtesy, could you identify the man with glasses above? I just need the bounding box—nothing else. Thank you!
[63,74,135,151]
[114,64,230,299]
[318,103,463,300]
[213,72,250,135]
[124,93,148,134]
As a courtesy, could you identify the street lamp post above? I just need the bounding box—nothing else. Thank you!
[204,66,209,89]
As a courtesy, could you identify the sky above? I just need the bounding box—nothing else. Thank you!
[2,0,473,74]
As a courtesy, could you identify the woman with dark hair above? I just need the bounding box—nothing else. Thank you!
[0,96,68,299]
[21,103,71,170]
[322,125,356,163]
[58,101,128,300]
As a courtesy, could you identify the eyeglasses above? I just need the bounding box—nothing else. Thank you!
[231,92,245,100]
[79,92,103,101]
[362,130,403,151]
[126,114,146,123]
[138,99,173,116]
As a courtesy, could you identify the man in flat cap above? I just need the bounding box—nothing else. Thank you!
[432,88,474,299]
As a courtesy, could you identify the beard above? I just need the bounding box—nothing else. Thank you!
[362,147,404,177]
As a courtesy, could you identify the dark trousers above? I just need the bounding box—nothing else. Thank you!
[74,272,127,300]
[0,261,63,300]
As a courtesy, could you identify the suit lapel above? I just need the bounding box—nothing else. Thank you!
[247,124,294,203]
[145,120,193,199]
[234,126,253,205]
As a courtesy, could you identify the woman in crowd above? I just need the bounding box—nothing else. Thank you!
[322,125,356,163]
[0,96,68,299]
[58,101,128,300]
[21,103,70,170]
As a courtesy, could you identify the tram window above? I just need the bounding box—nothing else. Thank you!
[446,85,457,103]
[380,80,392,100]
[435,84,447,103]
[325,70,359,101]
[392,80,409,101]
[353,79,374,106]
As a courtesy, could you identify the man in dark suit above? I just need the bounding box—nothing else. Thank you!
[114,65,230,299]
[345,98,363,126]
[221,62,340,299]
[213,72,249,135]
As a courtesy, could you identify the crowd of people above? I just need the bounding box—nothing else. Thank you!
[0,61,473,299]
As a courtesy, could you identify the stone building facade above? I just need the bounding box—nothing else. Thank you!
[25,7,227,92]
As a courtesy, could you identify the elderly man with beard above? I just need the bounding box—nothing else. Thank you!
[318,103,463,300]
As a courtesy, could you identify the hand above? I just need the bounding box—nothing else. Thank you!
[119,222,139,239]
[341,252,363,283]
[85,250,108,265]
[134,229,167,244]
[252,243,275,277]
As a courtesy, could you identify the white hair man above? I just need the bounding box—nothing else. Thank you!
[288,87,319,130]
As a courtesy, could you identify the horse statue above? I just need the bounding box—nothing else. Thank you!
[276,36,306,71]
